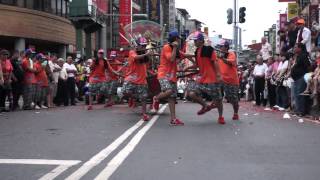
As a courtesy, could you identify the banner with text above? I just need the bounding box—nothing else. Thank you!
[119,0,131,46]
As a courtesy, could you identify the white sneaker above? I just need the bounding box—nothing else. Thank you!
[264,107,272,111]
[31,102,35,107]
[278,107,285,111]
[273,105,280,109]
[41,105,48,109]
[35,105,41,110]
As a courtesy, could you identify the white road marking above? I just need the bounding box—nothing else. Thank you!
[39,165,70,180]
[66,105,164,180]
[0,159,80,166]
[94,104,168,180]
[0,159,81,180]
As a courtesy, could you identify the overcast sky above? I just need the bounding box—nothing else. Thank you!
[176,0,288,46]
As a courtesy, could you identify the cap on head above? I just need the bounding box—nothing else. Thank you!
[218,39,230,49]
[136,37,148,46]
[35,53,45,60]
[0,49,10,56]
[296,18,305,25]
[25,48,36,56]
[98,49,105,54]
[169,30,181,39]
[191,31,204,41]
[110,51,117,57]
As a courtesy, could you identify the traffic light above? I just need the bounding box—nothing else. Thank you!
[227,8,233,24]
[239,7,246,23]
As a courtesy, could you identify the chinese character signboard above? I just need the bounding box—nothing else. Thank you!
[119,0,131,46]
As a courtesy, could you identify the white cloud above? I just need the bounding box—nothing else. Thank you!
[176,0,287,45]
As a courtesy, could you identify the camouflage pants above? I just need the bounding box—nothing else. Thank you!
[159,79,177,98]
[223,83,239,103]
[122,81,148,101]
[187,81,222,101]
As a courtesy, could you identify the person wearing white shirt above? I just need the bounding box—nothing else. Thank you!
[253,56,268,106]
[275,54,290,110]
[48,55,61,107]
[62,56,78,106]
[296,18,311,54]
[55,58,68,106]
[260,37,272,61]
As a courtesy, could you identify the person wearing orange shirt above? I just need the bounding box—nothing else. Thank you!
[217,40,240,121]
[87,49,109,110]
[34,53,49,110]
[185,32,225,124]
[152,30,193,126]
[105,50,121,107]
[22,49,37,110]
[122,37,154,121]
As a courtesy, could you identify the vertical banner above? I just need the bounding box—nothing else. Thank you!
[288,3,299,20]
[119,0,131,46]
[279,14,287,30]
[168,0,176,30]
[148,0,160,23]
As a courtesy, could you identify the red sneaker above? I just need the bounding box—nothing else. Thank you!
[232,114,239,121]
[142,114,150,121]
[218,117,226,125]
[104,101,114,108]
[197,106,212,115]
[170,118,184,126]
[87,105,93,110]
[152,96,160,111]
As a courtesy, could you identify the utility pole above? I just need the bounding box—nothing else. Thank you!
[233,0,238,52]
[239,27,242,51]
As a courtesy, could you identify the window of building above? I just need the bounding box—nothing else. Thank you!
[0,0,17,5]
[26,0,34,9]
[57,0,62,16]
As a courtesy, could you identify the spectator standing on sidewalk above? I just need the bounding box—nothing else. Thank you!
[10,51,24,111]
[260,37,273,61]
[22,49,37,110]
[253,55,268,106]
[296,19,312,54]
[63,56,78,106]
[291,44,311,116]
[0,49,13,112]
[48,54,61,107]
[286,19,299,51]
[55,58,68,106]
[34,54,49,109]
[265,57,277,109]
[275,53,290,110]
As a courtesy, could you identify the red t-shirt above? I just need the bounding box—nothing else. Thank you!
[1,59,13,82]
[124,50,147,85]
[34,62,49,87]
[89,59,107,84]
[22,58,37,85]
[158,44,178,82]
[196,47,218,84]
[218,52,239,85]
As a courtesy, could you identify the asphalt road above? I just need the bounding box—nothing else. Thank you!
[0,102,319,180]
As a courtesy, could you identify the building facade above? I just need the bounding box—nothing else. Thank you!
[0,0,75,58]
